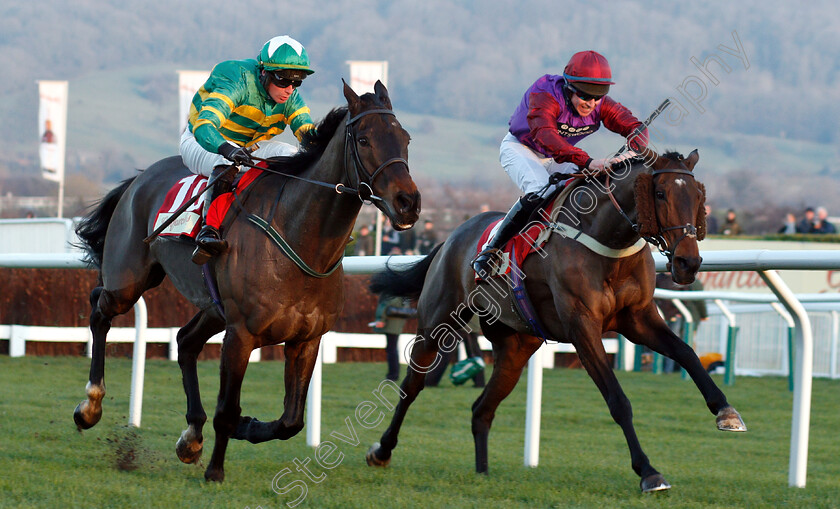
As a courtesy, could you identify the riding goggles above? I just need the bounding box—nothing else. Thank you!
[267,71,303,89]
[569,84,604,102]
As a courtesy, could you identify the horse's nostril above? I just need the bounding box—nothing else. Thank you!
[396,191,419,214]
[674,256,701,274]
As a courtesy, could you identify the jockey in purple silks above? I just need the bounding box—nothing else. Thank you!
[472,50,650,279]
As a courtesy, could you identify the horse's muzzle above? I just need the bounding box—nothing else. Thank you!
[668,254,702,284]
[391,190,421,230]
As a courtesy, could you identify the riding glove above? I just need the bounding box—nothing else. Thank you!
[218,143,254,166]
[587,150,638,172]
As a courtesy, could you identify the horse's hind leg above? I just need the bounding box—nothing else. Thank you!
[74,259,164,430]
[470,330,541,473]
[74,285,142,429]
[366,327,442,467]
[175,311,224,464]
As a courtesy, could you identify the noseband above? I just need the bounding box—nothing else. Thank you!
[605,167,698,262]
[342,109,409,204]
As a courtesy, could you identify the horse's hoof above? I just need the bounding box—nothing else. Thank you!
[204,467,224,483]
[716,406,747,432]
[640,473,671,492]
[73,401,101,430]
[176,429,203,464]
[365,443,391,467]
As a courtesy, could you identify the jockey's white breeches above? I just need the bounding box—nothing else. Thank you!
[179,129,299,177]
[500,132,578,195]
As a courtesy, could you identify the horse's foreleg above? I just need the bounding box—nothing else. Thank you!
[470,333,541,474]
[205,328,253,483]
[620,307,746,431]
[573,324,670,492]
[366,329,441,467]
[175,311,224,464]
[74,287,130,430]
[233,337,322,444]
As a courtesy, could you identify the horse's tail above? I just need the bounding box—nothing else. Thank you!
[74,176,137,270]
[369,243,444,299]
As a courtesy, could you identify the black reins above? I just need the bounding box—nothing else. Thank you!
[249,108,407,204]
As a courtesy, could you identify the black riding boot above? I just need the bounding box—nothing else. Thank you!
[471,193,542,279]
[191,165,237,265]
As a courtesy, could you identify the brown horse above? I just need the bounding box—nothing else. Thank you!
[73,81,420,482]
[365,150,746,492]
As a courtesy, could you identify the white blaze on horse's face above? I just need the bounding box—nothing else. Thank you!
[675,178,686,187]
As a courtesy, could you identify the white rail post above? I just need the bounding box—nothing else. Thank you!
[831,311,839,379]
[770,302,796,391]
[306,341,323,447]
[128,297,148,427]
[9,325,27,357]
[671,299,694,380]
[758,270,813,488]
[713,299,738,385]
[524,344,544,467]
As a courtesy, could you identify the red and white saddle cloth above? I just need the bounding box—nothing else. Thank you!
[475,201,557,279]
[152,166,266,239]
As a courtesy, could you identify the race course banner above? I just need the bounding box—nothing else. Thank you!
[177,70,211,134]
[37,80,68,183]
[346,60,388,94]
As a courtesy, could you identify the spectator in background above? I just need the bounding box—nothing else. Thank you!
[416,220,438,255]
[812,207,837,234]
[778,213,797,234]
[355,224,375,256]
[796,207,815,233]
[721,209,741,236]
[398,225,417,255]
[381,223,400,255]
[370,293,416,381]
[704,205,718,235]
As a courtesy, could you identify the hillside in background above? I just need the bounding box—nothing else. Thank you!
[1,0,839,218]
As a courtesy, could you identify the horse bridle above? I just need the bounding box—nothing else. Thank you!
[604,166,699,261]
[342,108,409,204]
[248,108,408,204]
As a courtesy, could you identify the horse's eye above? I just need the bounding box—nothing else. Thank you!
[358,137,369,147]
[655,191,666,200]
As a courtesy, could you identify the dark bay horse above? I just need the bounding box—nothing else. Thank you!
[365,150,746,492]
[73,81,420,482]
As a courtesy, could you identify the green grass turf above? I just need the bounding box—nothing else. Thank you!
[0,356,838,508]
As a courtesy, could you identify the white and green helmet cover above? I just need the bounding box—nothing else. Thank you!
[258,35,314,75]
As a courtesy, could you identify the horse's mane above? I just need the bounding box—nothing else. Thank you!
[634,149,707,240]
[265,106,349,174]
[659,150,686,162]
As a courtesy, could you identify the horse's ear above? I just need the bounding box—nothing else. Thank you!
[374,80,392,110]
[633,173,658,237]
[343,79,362,112]
[695,181,707,240]
[684,149,700,171]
